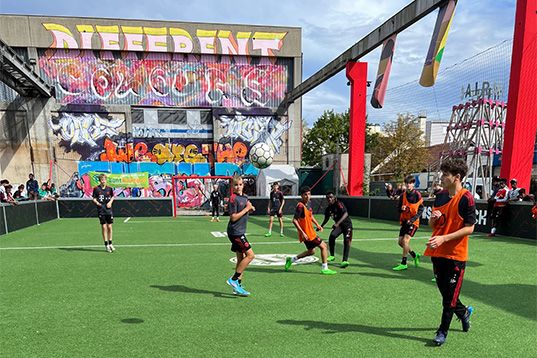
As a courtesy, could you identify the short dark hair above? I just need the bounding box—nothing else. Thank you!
[440,159,468,180]
[300,186,311,195]
[404,175,416,184]
[0,179,8,185]
[325,191,335,197]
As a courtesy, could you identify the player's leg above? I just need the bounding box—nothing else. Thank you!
[278,215,284,236]
[341,226,352,268]
[107,222,115,251]
[318,240,337,274]
[227,237,253,296]
[404,226,420,267]
[285,243,315,271]
[99,215,110,252]
[328,226,342,261]
[393,228,407,270]
[265,215,274,237]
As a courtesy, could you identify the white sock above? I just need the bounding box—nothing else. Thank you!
[491,227,496,234]
[291,256,298,263]
[268,230,272,234]
[321,263,328,270]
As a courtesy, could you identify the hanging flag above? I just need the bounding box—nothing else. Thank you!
[419,0,457,87]
[371,34,397,108]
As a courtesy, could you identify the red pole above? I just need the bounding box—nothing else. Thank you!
[346,62,368,196]
[500,0,537,191]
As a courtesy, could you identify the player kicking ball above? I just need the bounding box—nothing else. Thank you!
[393,175,424,271]
[92,174,115,253]
[226,175,255,296]
[424,159,475,346]
[285,186,337,275]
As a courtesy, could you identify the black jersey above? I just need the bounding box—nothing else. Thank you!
[92,186,114,216]
[269,190,284,209]
[210,190,222,204]
[324,200,352,228]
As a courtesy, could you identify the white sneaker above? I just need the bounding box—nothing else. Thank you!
[109,244,115,252]
[106,245,112,253]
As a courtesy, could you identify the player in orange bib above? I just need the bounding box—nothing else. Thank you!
[424,159,476,346]
[285,186,337,275]
[392,175,424,271]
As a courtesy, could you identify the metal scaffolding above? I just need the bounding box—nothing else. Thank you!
[439,98,507,199]
[0,38,53,98]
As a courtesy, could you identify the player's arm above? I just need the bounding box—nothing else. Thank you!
[311,215,323,231]
[278,195,285,213]
[292,218,307,239]
[427,224,474,249]
[334,212,349,227]
[106,189,114,208]
[320,207,330,228]
[397,195,404,212]
[91,188,101,207]
[230,201,254,222]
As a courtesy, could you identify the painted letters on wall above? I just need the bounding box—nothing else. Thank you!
[38,50,290,108]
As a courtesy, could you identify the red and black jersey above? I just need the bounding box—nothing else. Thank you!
[324,200,352,228]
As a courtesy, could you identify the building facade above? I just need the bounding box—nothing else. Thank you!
[0,15,302,197]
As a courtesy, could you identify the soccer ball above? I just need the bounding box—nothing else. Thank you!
[249,142,274,169]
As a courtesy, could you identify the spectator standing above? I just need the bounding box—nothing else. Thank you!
[26,174,39,200]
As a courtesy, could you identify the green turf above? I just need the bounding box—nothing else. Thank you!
[1,215,536,357]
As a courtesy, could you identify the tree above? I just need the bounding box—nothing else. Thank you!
[302,110,349,166]
[370,113,430,180]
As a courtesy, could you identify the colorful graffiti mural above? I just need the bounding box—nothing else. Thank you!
[217,112,291,153]
[43,23,288,57]
[38,50,289,107]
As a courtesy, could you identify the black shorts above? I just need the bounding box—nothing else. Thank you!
[304,237,323,250]
[399,222,418,237]
[228,234,252,253]
[330,225,353,241]
[269,209,283,218]
[99,214,114,225]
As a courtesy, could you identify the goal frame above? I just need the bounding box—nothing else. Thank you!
[171,175,233,217]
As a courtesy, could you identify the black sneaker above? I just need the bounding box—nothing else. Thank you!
[459,306,474,332]
[433,330,447,346]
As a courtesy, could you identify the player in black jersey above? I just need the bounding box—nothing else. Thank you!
[92,174,115,253]
[210,184,223,222]
[320,192,353,268]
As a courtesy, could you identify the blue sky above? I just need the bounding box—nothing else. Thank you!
[0,0,517,125]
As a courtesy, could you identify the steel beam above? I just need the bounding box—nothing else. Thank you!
[0,38,53,97]
[277,0,448,115]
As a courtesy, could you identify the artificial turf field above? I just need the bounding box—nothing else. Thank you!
[1,215,536,357]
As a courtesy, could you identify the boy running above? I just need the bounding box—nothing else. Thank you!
[226,175,255,296]
[424,159,476,346]
[210,184,222,222]
[92,174,115,253]
[285,186,337,275]
[265,182,285,237]
[320,192,353,268]
[393,175,424,271]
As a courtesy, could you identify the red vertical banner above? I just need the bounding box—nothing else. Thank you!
[345,62,368,196]
[500,0,537,191]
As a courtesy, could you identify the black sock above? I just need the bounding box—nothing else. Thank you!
[238,279,242,285]
[402,257,407,265]
[409,251,416,258]
[232,272,241,281]
[104,242,108,247]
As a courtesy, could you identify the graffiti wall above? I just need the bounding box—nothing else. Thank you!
[38,50,290,108]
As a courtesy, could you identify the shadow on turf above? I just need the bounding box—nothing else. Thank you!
[150,285,237,299]
[348,247,537,321]
[277,320,435,345]
[121,318,144,324]
[58,247,105,253]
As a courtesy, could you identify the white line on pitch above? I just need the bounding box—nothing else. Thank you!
[124,217,131,223]
[0,234,492,251]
